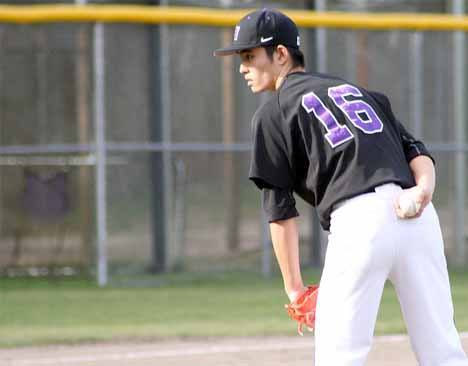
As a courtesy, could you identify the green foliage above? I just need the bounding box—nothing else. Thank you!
[0,269,467,348]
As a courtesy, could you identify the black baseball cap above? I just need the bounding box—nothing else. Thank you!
[214,8,301,56]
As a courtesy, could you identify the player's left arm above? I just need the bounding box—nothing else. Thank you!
[270,216,319,335]
[269,217,306,302]
[263,187,304,300]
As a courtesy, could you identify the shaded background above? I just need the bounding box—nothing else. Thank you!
[0,0,467,284]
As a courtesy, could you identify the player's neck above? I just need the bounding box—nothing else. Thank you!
[275,65,305,90]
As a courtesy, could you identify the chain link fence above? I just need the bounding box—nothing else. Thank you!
[0,0,467,284]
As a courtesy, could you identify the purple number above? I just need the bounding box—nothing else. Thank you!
[328,84,383,134]
[301,92,354,148]
[301,84,384,148]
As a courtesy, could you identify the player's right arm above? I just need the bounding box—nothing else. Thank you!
[407,155,436,213]
[370,90,434,165]
[370,91,436,216]
[394,122,435,216]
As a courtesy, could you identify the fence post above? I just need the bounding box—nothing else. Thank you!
[410,32,423,137]
[94,22,108,287]
[261,209,272,278]
[453,0,466,266]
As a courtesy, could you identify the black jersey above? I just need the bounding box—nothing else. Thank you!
[249,72,433,230]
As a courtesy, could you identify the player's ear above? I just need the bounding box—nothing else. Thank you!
[275,45,290,65]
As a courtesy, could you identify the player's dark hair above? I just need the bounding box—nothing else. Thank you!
[264,45,305,68]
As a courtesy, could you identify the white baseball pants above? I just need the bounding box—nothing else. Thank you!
[314,183,467,366]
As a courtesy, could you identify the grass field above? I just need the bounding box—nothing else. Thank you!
[0,269,467,348]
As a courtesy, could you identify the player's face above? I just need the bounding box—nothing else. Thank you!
[238,47,279,93]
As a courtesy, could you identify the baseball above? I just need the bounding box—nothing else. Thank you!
[398,196,421,218]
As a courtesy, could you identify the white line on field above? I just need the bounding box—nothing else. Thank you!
[4,333,468,365]
[3,342,313,365]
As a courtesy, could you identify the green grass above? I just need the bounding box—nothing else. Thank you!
[0,269,467,348]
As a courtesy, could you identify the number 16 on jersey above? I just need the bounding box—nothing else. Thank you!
[301,84,384,148]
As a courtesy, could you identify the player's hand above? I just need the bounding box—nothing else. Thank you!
[287,286,308,303]
[285,284,319,335]
[394,185,432,219]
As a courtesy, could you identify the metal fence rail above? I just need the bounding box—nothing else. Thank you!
[0,5,467,30]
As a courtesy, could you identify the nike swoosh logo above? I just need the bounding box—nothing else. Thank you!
[260,36,273,43]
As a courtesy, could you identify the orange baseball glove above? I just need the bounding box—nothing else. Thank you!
[285,284,319,335]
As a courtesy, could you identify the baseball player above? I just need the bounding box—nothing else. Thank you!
[214,8,468,366]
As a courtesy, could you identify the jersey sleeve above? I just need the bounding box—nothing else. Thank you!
[394,119,435,164]
[369,91,435,164]
[262,187,299,222]
[248,105,294,190]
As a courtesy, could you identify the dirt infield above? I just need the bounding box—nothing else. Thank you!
[1,334,468,366]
